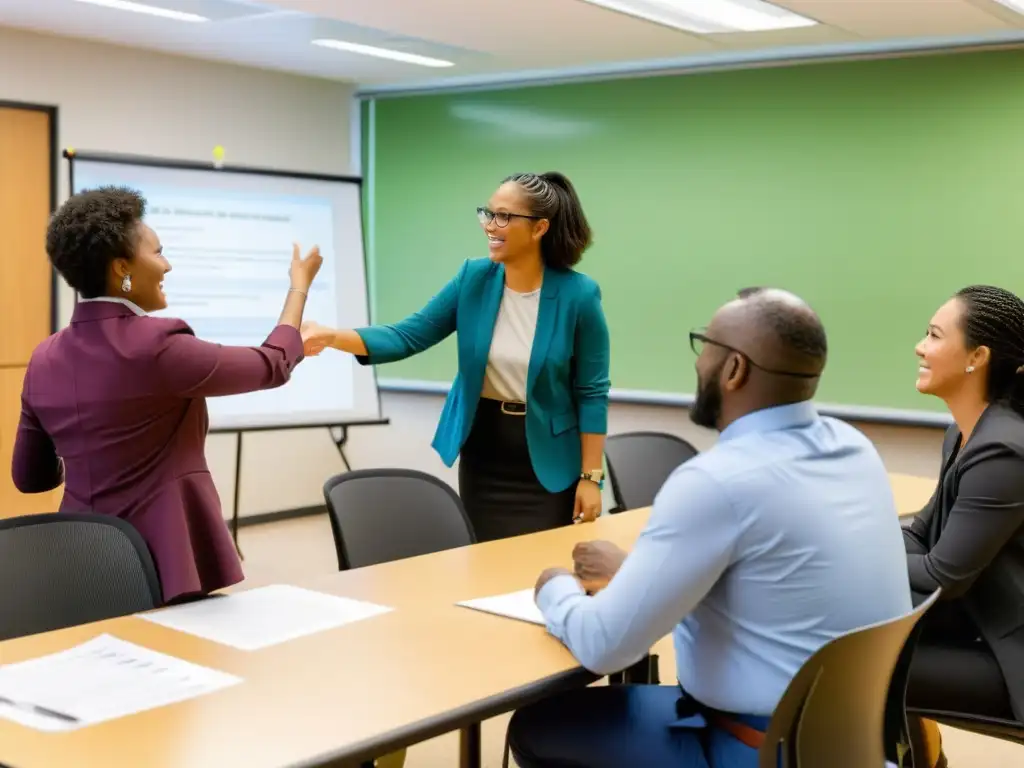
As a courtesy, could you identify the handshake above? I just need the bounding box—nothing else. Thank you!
[300,321,334,357]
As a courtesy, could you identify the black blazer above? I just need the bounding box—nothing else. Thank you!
[904,402,1024,719]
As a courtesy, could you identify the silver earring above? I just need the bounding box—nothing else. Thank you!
[121,274,132,293]
[966,365,975,374]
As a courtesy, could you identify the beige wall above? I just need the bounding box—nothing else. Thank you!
[0,25,945,522]
[0,26,355,519]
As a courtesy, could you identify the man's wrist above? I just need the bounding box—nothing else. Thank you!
[536,571,584,609]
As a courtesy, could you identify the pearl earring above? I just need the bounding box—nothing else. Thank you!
[121,274,132,293]
[966,365,975,374]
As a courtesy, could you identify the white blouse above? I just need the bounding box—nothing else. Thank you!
[481,285,540,403]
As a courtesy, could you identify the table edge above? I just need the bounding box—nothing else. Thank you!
[286,665,599,767]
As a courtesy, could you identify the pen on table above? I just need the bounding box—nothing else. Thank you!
[0,696,80,724]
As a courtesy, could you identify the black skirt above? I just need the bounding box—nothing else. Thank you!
[458,398,577,543]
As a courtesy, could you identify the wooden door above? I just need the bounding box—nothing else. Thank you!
[0,105,61,517]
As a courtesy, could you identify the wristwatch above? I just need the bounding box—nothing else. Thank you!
[580,469,604,490]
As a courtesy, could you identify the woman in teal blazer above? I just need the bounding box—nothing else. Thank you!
[302,172,611,541]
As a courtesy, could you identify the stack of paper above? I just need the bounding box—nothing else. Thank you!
[0,634,241,732]
[137,584,393,650]
[457,588,546,626]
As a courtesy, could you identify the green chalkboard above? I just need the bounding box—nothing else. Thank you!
[363,49,1024,414]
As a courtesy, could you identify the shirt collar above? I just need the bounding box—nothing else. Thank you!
[77,295,147,316]
[718,400,819,443]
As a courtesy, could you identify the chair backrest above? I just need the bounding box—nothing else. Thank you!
[604,431,699,511]
[323,468,476,570]
[761,590,941,768]
[0,513,162,642]
[882,597,939,765]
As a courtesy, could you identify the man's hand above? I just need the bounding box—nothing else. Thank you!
[572,540,627,593]
[535,566,572,598]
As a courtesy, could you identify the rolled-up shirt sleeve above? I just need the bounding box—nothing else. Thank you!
[536,465,739,675]
[907,453,1024,598]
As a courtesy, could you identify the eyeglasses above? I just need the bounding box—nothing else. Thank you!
[689,329,820,379]
[476,207,543,228]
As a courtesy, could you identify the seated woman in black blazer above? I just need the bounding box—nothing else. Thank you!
[905,285,1024,764]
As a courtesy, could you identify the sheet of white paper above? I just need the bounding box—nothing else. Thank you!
[137,584,393,650]
[0,634,240,732]
[457,588,546,626]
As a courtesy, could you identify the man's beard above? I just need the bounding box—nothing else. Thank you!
[690,361,724,430]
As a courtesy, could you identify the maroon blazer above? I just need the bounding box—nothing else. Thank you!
[12,299,304,603]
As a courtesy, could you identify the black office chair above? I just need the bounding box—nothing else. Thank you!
[604,431,699,512]
[761,590,941,768]
[322,468,476,571]
[601,432,699,684]
[0,512,162,641]
[323,470,476,768]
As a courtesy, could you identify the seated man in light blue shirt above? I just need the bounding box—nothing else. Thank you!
[506,288,913,768]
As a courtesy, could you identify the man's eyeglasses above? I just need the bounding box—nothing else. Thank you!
[476,207,543,228]
[689,330,820,379]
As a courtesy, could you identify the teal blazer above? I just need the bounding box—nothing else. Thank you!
[356,258,611,493]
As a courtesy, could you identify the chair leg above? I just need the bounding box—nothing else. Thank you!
[375,751,406,768]
[905,716,944,768]
[615,653,660,685]
[459,722,482,768]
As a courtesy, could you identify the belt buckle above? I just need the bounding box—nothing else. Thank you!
[500,401,526,416]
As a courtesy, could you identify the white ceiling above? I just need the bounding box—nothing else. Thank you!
[1,0,1023,91]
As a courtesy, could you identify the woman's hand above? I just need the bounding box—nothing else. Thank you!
[301,321,335,357]
[573,479,602,524]
[289,243,322,292]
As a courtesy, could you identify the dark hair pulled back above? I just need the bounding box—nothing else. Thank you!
[956,284,1024,415]
[502,171,592,269]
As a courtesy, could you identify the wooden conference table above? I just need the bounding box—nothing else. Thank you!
[0,473,934,768]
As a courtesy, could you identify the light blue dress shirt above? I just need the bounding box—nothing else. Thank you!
[537,401,913,715]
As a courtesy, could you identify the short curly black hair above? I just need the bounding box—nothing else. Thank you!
[46,186,147,298]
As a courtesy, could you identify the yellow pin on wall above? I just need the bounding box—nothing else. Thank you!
[212,145,225,169]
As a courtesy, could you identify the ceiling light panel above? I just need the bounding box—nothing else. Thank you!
[578,0,818,34]
[312,39,455,67]
[992,0,1024,16]
[70,0,276,22]
[70,0,209,22]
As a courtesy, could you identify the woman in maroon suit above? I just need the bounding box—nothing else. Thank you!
[12,186,322,604]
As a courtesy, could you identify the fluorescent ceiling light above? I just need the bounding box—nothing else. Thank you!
[71,0,208,22]
[312,39,454,68]
[992,0,1024,15]
[579,0,817,34]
